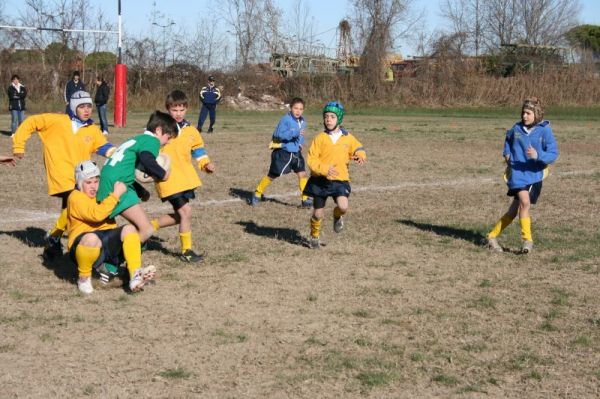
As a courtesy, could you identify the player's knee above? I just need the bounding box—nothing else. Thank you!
[122,224,137,236]
[177,204,192,220]
[80,233,101,247]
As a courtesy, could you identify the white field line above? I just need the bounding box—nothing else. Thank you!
[1,169,597,226]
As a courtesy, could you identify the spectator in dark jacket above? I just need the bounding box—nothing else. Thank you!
[197,76,221,133]
[94,76,110,134]
[64,71,86,113]
[7,74,27,134]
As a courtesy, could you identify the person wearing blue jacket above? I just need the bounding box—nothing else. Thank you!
[487,97,559,254]
[196,76,221,133]
[251,97,312,207]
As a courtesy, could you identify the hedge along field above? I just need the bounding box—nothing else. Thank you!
[0,109,598,398]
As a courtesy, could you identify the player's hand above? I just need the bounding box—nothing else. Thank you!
[527,145,538,160]
[327,165,339,179]
[0,156,16,166]
[300,129,306,136]
[353,156,365,165]
[504,155,510,164]
[113,181,127,198]
[162,169,171,181]
[13,153,24,159]
[204,162,215,173]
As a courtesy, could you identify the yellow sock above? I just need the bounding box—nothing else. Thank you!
[150,219,160,232]
[487,215,514,238]
[123,232,142,278]
[299,177,309,201]
[255,176,272,196]
[333,207,344,219]
[49,208,68,238]
[180,231,192,253]
[520,217,532,242]
[75,245,100,278]
[310,217,322,238]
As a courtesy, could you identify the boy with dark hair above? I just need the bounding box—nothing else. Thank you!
[150,90,215,262]
[197,76,221,133]
[96,110,178,244]
[68,161,156,294]
[303,101,366,249]
[251,97,312,207]
[94,76,110,134]
[12,90,116,260]
[64,71,86,113]
[486,97,559,253]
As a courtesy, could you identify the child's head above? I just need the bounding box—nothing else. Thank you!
[208,75,215,85]
[289,97,305,119]
[521,97,544,126]
[75,160,100,196]
[95,76,104,85]
[165,90,188,122]
[146,110,178,146]
[70,91,93,120]
[322,101,345,132]
[72,71,80,81]
[11,74,20,83]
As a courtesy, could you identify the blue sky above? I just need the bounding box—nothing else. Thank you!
[4,0,600,58]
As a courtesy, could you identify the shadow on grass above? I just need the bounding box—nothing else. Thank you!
[0,129,12,136]
[0,226,47,247]
[397,219,487,247]
[144,235,181,258]
[236,220,308,247]
[229,187,299,208]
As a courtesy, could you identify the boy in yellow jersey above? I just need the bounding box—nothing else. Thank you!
[251,97,312,207]
[150,90,215,262]
[303,101,366,249]
[486,98,558,254]
[12,91,116,261]
[67,161,156,294]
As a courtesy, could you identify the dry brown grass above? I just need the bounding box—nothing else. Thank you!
[0,109,599,398]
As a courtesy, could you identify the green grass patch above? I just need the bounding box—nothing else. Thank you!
[572,335,592,347]
[304,336,327,347]
[410,352,425,362]
[356,371,396,387]
[432,373,460,386]
[158,367,192,379]
[352,309,373,318]
[213,328,248,344]
[307,293,318,302]
[550,288,570,306]
[471,295,496,309]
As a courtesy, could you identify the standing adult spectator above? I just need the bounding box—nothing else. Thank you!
[94,76,110,135]
[197,76,221,133]
[7,74,27,134]
[64,71,86,114]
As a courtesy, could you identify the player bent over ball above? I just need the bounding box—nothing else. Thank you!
[67,161,156,294]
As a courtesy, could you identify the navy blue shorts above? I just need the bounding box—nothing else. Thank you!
[162,189,196,211]
[268,149,305,177]
[69,226,125,269]
[507,181,543,204]
[303,176,351,207]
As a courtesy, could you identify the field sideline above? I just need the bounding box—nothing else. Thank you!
[0,109,598,398]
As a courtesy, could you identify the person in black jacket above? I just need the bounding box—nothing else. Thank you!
[94,76,110,134]
[64,71,86,114]
[196,76,221,133]
[8,74,27,134]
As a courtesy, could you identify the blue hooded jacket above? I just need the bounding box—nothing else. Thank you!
[503,120,558,189]
[272,112,306,153]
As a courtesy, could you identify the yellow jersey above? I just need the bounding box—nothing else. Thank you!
[12,113,108,195]
[307,129,366,181]
[66,190,118,249]
[155,124,211,198]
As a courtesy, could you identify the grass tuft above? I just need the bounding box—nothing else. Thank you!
[158,367,192,379]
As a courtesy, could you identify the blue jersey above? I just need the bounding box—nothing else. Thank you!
[272,112,306,153]
[503,120,558,189]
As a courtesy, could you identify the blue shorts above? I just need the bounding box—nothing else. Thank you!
[303,176,351,207]
[268,149,305,177]
[162,189,196,211]
[69,226,125,269]
[507,181,543,204]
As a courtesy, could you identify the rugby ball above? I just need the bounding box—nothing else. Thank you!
[135,154,171,184]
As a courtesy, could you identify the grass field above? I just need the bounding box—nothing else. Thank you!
[0,108,598,398]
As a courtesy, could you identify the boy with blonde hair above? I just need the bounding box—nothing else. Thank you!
[304,101,366,249]
[150,90,215,262]
[68,161,156,294]
[12,91,115,260]
[486,97,559,253]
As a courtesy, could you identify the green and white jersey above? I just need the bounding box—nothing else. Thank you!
[97,131,159,202]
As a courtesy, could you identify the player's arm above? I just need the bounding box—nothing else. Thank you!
[535,129,559,165]
[215,87,221,102]
[69,186,122,223]
[191,131,214,173]
[138,151,168,181]
[12,114,50,158]
[350,136,366,164]
[273,118,298,142]
[306,137,329,177]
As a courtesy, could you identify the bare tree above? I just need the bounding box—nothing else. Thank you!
[483,0,519,47]
[351,0,419,87]
[440,0,484,56]
[517,0,581,46]
[223,0,265,67]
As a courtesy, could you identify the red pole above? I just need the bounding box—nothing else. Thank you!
[114,63,126,127]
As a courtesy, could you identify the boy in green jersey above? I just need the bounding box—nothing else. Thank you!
[97,111,178,242]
